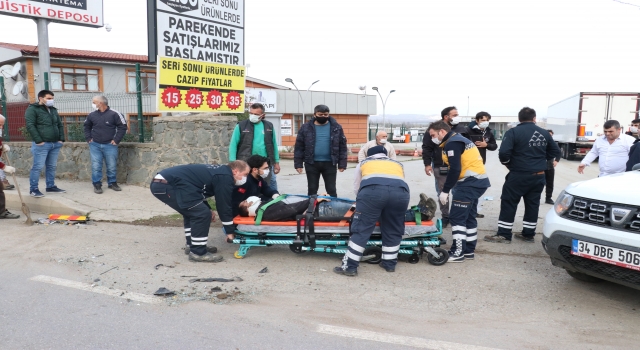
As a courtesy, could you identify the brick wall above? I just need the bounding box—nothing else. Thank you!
[280,114,369,147]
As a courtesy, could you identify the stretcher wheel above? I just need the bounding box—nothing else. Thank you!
[408,254,420,264]
[233,251,244,259]
[289,244,306,254]
[427,248,449,266]
[363,247,382,264]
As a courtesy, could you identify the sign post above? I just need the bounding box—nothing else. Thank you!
[149,0,246,113]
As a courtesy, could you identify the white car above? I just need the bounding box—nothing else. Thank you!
[542,170,640,290]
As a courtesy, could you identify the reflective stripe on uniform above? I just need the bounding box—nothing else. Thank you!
[382,253,398,260]
[346,251,361,261]
[452,225,466,232]
[348,241,365,253]
[382,244,400,252]
[222,221,234,225]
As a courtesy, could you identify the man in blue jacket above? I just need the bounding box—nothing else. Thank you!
[151,161,250,262]
[84,96,128,194]
[294,105,347,198]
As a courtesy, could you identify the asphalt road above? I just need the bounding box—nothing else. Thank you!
[1,150,639,349]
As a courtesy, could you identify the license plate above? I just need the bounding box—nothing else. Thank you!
[572,240,640,271]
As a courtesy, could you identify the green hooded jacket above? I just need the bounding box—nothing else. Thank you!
[25,102,65,143]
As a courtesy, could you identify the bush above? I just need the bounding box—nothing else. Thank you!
[67,123,85,142]
[18,126,32,141]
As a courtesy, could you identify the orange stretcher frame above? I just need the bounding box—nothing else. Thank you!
[233,215,435,227]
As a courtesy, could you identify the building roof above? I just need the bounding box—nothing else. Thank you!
[0,42,148,63]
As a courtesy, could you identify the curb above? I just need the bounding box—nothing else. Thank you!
[4,191,89,216]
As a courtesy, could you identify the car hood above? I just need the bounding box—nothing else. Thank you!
[564,171,640,206]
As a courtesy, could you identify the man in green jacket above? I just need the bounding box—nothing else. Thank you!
[25,90,66,198]
[228,103,280,191]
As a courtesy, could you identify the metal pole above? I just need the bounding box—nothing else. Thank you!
[136,63,144,142]
[36,19,51,91]
[291,83,304,123]
[0,76,8,141]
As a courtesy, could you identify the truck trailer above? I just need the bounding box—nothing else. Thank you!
[546,92,640,160]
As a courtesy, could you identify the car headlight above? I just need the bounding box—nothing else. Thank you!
[554,191,573,216]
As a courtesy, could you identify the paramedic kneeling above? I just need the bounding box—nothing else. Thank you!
[150,161,250,263]
[334,145,410,276]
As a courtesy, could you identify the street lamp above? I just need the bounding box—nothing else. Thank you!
[371,87,395,129]
[285,78,319,124]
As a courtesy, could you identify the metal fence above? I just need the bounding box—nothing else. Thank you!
[1,65,156,143]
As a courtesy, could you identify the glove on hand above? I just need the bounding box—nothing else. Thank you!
[3,166,15,174]
[439,191,448,206]
[1,144,9,152]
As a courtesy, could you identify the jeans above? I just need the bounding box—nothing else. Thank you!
[90,142,118,185]
[269,164,278,192]
[30,141,63,191]
[305,161,338,197]
[316,199,355,217]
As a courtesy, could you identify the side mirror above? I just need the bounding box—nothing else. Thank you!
[633,164,640,171]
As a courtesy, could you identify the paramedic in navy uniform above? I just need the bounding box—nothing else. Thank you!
[334,145,410,277]
[484,107,560,244]
[150,161,250,262]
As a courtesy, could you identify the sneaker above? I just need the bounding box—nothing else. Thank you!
[333,266,357,277]
[184,244,218,255]
[45,186,66,193]
[0,210,20,219]
[476,213,485,218]
[464,253,475,260]
[108,183,122,191]
[514,233,535,243]
[379,263,395,272]
[441,217,450,228]
[484,234,512,244]
[2,180,14,190]
[30,189,45,198]
[94,184,103,194]
[188,252,223,263]
[448,253,465,263]
[545,198,555,205]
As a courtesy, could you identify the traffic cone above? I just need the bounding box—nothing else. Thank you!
[413,148,418,157]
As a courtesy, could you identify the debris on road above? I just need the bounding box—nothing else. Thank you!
[189,277,243,283]
[154,264,176,270]
[100,266,118,275]
[154,287,175,296]
[259,267,268,273]
[216,293,228,299]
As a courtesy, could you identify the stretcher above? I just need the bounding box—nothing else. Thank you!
[231,195,449,265]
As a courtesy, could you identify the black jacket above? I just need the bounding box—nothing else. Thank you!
[422,122,469,167]
[158,164,236,233]
[499,122,561,173]
[84,108,128,144]
[294,116,347,169]
[626,139,640,171]
[231,174,278,217]
[466,125,497,164]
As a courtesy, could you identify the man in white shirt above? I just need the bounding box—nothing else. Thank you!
[357,131,397,162]
[578,120,636,177]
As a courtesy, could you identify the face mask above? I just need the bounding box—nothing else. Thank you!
[479,121,490,129]
[45,99,55,107]
[260,169,270,179]
[450,116,461,125]
[0,128,3,137]
[432,137,441,145]
[631,126,639,133]
[379,138,387,144]
[249,114,261,123]
[92,103,98,110]
[315,116,329,124]
[235,176,247,186]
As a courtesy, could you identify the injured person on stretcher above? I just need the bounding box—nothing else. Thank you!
[237,193,437,223]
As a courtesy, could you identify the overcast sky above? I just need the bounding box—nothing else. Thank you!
[1,0,640,117]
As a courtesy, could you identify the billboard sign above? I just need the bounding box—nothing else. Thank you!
[0,0,104,27]
[245,88,276,113]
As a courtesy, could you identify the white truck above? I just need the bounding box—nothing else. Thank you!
[542,169,640,290]
[546,92,640,160]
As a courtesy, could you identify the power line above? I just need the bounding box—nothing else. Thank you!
[612,0,640,9]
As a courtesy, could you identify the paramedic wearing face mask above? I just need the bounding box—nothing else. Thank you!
[24,90,66,198]
[150,161,250,262]
[228,103,280,192]
[357,130,397,162]
[421,106,469,228]
[231,155,280,217]
[428,121,490,263]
